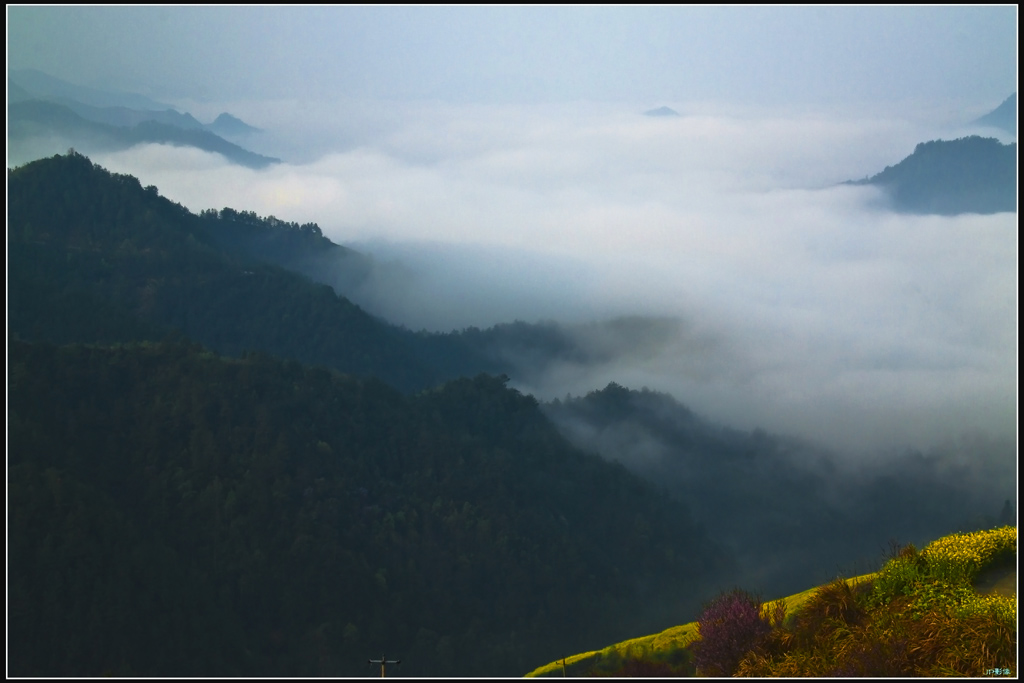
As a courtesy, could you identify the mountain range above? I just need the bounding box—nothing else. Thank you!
[7,69,275,168]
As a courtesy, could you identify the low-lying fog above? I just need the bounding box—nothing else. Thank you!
[78,99,1017,459]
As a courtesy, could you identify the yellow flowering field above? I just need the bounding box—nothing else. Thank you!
[913,526,1017,623]
[955,592,1017,623]
[922,525,1017,576]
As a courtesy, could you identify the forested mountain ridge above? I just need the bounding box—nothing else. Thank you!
[7,151,500,391]
[7,151,674,392]
[848,135,1016,215]
[8,339,732,676]
[196,204,379,299]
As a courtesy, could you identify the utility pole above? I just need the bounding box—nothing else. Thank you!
[368,654,400,677]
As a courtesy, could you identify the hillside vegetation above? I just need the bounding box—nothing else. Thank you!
[526,526,1016,677]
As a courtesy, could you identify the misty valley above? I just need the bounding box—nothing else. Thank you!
[7,149,1016,677]
[7,6,1019,675]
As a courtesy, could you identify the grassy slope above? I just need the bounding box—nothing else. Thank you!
[524,573,878,677]
[527,524,1018,677]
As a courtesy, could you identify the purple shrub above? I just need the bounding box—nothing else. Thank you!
[695,589,772,676]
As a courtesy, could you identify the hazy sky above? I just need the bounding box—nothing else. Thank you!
[7,6,1018,107]
[6,6,1019,457]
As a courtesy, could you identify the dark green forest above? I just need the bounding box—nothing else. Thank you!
[7,153,731,676]
[9,340,731,676]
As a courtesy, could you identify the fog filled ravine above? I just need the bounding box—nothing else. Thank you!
[7,6,1017,678]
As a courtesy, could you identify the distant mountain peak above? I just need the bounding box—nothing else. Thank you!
[972,93,1016,136]
[209,112,262,137]
[644,106,680,117]
[8,69,273,165]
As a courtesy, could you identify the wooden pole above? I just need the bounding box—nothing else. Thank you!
[368,654,400,677]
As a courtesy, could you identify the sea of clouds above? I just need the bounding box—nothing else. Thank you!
[79,98,1016,458]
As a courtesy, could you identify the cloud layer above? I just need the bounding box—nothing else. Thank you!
[82,99,1017,457]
